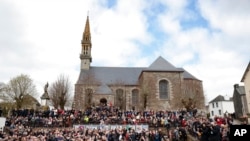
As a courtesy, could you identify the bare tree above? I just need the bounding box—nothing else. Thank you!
[0,82,11,102]
[0,82,5,93]
[0,83,7,100]
[167,79,205,111]
[5,74,37,109]
[181,88,205,111]
[140,75,156,110]
[181,98,195,112]
[113,79,126,110]
[49,74,71,110]
[171,92,205,111]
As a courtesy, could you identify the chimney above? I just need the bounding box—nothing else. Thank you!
[234,84,239,89]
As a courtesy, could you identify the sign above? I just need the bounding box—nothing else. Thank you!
[230,125,250,141]
[0,117,6,131]
[73,124,149,132]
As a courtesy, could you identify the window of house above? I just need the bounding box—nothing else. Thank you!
[219,110,221,115]
[159,80,168,99]
[132,89,139,105]
[212,103,214,108]
[211,111,214,116]
[216,102,218,107]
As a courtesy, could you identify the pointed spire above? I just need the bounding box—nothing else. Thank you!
[80,15,92,69]
[84,15,90,34]
[82,15,91,44]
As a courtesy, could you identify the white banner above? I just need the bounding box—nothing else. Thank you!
[73,124,149,132]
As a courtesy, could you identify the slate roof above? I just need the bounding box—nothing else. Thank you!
[209,95,233,103]
[209,95,225,103]
[179,68,199,80]
[77,67,144,85]
[146,56,181,71]
[235,85,246,95]
[77,56,200,86]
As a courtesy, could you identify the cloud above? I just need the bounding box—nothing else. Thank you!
[149,0,250,101]
[92,0,152,66]
[198,0,250,36]
[0,0,249,103]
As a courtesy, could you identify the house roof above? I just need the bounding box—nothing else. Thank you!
[234,84,245,95]
[77,67,144,85]
[241,61,250,82]
[236,86,246,95]
[23,94,40,106]
[179,68,200,80]
[77,56,200,86]
[146,56,181,71]
[209,95,233,103]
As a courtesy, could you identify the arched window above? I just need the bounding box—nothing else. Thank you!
[159,80,168,99]
[83,46,88,55]
[132,89,139,105]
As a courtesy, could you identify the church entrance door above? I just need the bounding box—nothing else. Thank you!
[100,98,107,106]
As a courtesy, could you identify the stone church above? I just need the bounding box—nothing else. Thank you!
[74,16,205,111]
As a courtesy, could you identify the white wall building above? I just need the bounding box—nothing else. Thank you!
[241,62,250,114]
[209,95,235,119]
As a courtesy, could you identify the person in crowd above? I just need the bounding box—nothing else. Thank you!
[207,122,221,141]
[0,105,239,141]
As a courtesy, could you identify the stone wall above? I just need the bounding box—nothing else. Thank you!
[138,71,182,110]
[74,72,204,111]
[182,79,205,109]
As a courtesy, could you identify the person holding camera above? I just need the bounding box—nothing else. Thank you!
[208,122,220,141]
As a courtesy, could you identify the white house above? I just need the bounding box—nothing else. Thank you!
[241,62,250,114]
[209,95,235,119]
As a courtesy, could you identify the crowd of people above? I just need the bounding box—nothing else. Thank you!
[0,104,243,141]
[186,116,233,141]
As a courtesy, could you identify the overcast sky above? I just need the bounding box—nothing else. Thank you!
[0,0,249,103]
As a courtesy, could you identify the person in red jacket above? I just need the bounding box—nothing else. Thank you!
[181,119,187,127]
[216,118,223,126]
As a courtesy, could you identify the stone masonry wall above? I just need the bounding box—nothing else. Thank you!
[139,71,182,110]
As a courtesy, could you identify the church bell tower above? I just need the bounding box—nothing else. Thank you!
[80,16,92,70]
